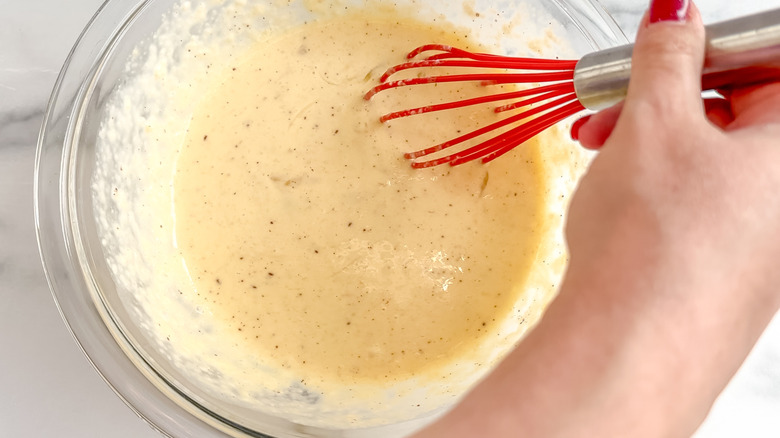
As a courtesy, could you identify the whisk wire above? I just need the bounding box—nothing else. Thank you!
[364,71,574,100]
[380,82,572,122]
[364,44,582,167]
[470,100,585,166]
[409,94,582,168]
[379,58,578,82]
[406,44,577,68]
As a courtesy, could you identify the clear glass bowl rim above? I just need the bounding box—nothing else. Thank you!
[34,1,628,437]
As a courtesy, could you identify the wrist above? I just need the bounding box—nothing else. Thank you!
[561,240,779,434]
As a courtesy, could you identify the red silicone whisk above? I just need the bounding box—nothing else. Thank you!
[364,9,780,168]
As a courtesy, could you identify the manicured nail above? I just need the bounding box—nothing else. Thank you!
[649,0,690,23]
[570,115,591,141]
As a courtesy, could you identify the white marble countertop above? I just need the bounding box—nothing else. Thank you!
[2,1,779,437]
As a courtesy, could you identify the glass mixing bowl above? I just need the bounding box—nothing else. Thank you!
[35,1,627,437]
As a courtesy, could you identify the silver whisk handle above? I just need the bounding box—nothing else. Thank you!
[573,8,780,110]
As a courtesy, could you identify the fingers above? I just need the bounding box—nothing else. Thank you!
[571,103,624,150]
[622,1,706,120]
[703,98,734,129]
[572,96,739,150]
[574,84,780,149]
[726,82,780,130]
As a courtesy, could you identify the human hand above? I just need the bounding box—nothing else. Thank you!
[566,0,780,327]
[411,1,780,437]
[561,1,780,434]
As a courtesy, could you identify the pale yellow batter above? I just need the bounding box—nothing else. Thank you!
[173,12,547,388]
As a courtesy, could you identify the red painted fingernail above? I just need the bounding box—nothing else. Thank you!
[649,0,690,23]
[570,115,591,141]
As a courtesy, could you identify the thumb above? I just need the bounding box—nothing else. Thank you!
[623,1,706,119]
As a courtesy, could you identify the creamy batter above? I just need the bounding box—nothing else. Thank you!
[175,12,545,386]
[92,0,588,432]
